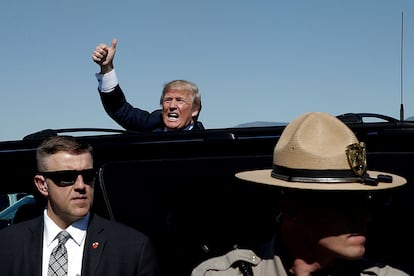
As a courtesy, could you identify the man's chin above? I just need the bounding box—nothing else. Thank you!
[165,122,181,130]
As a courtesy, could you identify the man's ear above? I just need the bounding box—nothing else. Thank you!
[192,109,199,118]
[34,175,48,196]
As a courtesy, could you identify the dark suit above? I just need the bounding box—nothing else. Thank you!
[0,213,160,276]
[99,85,204,132]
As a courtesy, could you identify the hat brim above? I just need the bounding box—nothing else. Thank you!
[235,170,406,191]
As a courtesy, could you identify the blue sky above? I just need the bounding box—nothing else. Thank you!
[1,0,414,141]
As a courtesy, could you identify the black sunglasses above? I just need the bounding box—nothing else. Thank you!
[40,169,97,187]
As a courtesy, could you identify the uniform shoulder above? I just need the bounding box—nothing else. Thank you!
[191,249,260,276]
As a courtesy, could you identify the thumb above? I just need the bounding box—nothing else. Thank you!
[111,38,118,50]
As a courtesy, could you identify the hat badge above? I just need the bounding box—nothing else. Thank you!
[346,142,367,176]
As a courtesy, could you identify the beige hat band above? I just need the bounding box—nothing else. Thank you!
[271,165,393,186]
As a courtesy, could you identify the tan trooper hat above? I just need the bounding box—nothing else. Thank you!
[236,112,406,190]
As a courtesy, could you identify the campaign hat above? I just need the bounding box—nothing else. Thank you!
[236,112,406,190]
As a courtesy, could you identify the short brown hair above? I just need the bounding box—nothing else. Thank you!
[36,135,93,171]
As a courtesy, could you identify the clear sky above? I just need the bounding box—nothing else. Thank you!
[1,0,414,141]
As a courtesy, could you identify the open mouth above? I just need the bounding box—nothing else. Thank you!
[168,113,179,120]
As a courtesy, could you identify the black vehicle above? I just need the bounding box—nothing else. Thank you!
[0,113,413,275]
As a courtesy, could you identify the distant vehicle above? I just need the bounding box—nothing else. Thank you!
[0,193,36,227]
[0,113,413,275]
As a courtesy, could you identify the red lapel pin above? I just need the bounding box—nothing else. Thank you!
[92,242,99,249]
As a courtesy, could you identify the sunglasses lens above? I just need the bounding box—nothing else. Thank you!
[81,170,97,184]
[42,169,96,187]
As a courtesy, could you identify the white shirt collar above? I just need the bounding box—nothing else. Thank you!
[44,209,89,247]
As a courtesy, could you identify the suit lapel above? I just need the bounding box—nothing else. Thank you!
[25,217,44,275]
[82,214,106,276]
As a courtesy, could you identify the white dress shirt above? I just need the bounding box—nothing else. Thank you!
[42,210,89,276]
[95,69,118,93]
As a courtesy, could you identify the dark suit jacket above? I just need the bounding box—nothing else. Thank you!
[0,213,160,276]
[99,85,204,132]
